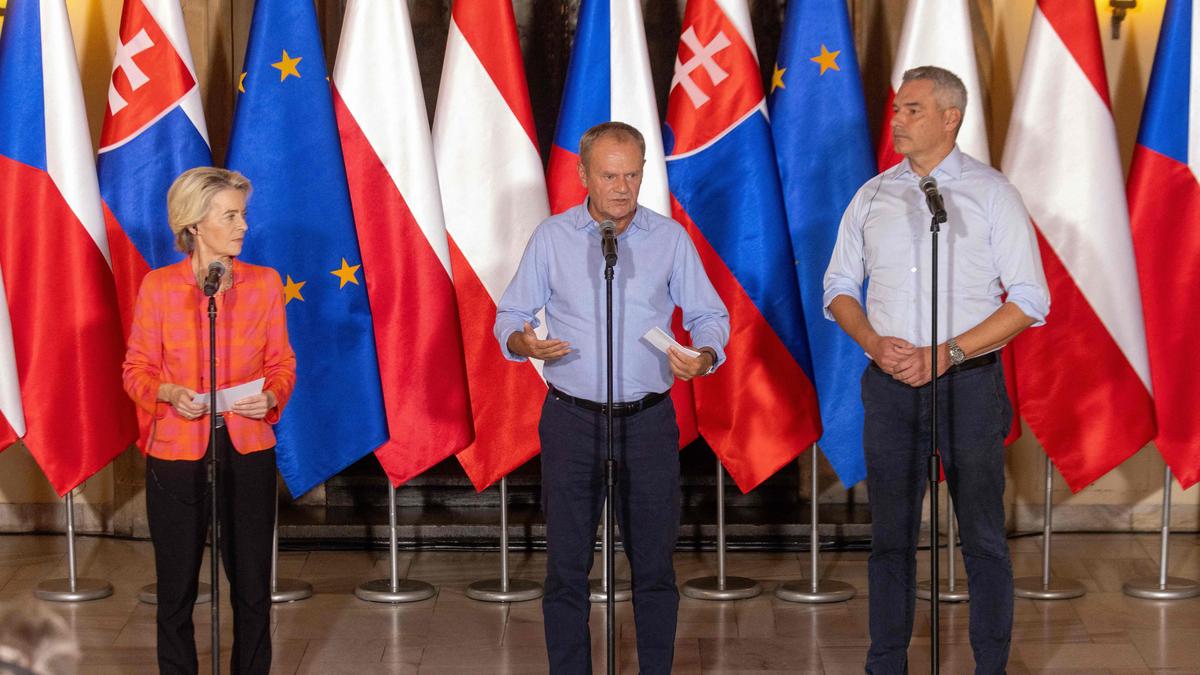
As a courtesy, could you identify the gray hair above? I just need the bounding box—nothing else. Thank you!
[578,121,646,168]
[902,65,968,117]
[166,167,252,254]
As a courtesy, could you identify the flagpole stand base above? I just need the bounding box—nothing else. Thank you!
[271,578,313,603]
[35,578,112,603]
[1014,576,1085,600]
[354,578,436,604]
[775,579,856,604]
[1122,576,1200,600]
[466,578,543,603]
[916,580,969,603]
[137,582,212,605]
[588,578,632,603]
[682,576,761,601]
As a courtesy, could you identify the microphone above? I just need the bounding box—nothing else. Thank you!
[202,261,226,297]
[599,220,618,267]
[919,175,947,223]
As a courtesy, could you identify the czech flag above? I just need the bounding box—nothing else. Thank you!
[1130,0,1200,489]
[0,0,137,494]
[665,0,821,492]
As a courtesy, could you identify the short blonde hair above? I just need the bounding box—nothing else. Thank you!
[167,167,252,254]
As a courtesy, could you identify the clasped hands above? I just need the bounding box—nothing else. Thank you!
[507,322,713,381]
[870,336,949,387]
[159,383,276,421]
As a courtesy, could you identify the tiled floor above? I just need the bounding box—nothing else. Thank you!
[2,532,1198,673]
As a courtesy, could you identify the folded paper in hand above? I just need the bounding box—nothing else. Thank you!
[641,326,700,359]
[191,378,265,413]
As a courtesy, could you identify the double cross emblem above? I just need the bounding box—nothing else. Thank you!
[108,29,155,115]
[671,26,731,109]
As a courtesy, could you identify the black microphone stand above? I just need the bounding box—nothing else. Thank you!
[603,247,617,675]
[205,287,222,675]
[926,201,946,675]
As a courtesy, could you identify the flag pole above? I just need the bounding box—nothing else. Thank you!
[588,506,632,603]
[776,446,855,603]
[34,490,113,602]
[681,460,761,600]
[1014,455,1085,600]
[466,476,542,602]
[917,499,969,603]
[354,480,436,603]
[270,481,311,603]
[1122,466,1199,600]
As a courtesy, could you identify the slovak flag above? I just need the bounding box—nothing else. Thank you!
[1002,0,1156,491]
[98,0,211,335]
[1130,0,1200,489]
[665,0,822,492]
[876,0,990,170]
[0,0,138,494]
[545,0,700,445]
[333,0,474,485]
[433,0,551,491]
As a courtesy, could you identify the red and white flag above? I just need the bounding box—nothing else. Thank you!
[1002,0,1155,491]
[877,0,990,170]
[0,0,137,494]
[333,0,474,485]
[0,269,22,449]
[432,0,550,491]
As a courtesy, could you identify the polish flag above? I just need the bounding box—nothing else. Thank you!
[0,0,138,494]
[1002,0,1155,491]
[1129,0,1200,489]
[432,0,551,491]
[333,0,474,485]
[877,0,990,170]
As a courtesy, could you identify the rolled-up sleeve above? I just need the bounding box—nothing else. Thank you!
[990,182,1050,325]
[669,231,730,368]
[822,187,868,320]
[494,225,551,361]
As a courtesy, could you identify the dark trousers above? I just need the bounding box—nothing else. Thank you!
[539,392,681,675]
[146,427,276,675]
[862,361,1014,675]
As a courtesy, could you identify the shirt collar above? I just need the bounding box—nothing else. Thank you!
[573,199,649,233]
[890,145,964,183]
[168,256,241,290]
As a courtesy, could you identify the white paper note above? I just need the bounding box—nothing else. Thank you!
[641,326,701,359]
[191,378,265,414]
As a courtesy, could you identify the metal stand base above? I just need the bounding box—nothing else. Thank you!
[588,578,631,603]
[681,576,761,601]
[271,578,313,603]
[354,578,436,603]
[916,580,969,603]
[137,582,212,605]
[466,578,543,603]
[1014,576,1086,600]
[1122,576,1200,600]
[34,578,113,603]
[775,579,856,604]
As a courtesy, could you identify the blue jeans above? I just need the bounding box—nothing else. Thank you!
[861,360,1014,675]
[539,392,681,675]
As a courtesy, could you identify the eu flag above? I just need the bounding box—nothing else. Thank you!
[226,0,386,496]
[768,0,875,488]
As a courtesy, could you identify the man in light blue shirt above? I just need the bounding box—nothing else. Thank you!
[495,121,728,675]
[824,66,1049,675]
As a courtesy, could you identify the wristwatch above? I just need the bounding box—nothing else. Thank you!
[698,347,718,375]
[948,337,965,366]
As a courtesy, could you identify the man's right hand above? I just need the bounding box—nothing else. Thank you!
[508,322,572,361]
[869,335,917,377]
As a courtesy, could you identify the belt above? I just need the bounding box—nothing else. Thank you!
[549,386,669,417]
[871,351,997,377]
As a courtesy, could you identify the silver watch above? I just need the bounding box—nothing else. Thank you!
[948,337,965,366]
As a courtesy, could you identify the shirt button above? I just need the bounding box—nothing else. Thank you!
[911,267,917,273]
